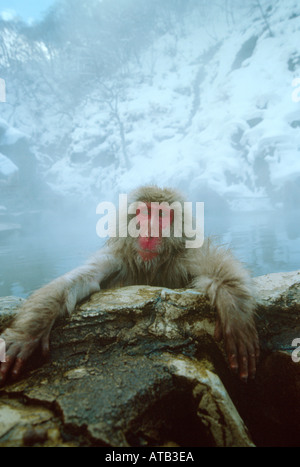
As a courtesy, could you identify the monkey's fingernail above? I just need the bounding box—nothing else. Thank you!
[229,359,238,373]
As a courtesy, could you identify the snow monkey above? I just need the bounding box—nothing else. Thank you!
[0,185,259,384]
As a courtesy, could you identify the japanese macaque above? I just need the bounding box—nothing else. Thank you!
[0,185,259,384]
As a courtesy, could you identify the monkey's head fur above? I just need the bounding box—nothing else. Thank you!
[128,185,185,206]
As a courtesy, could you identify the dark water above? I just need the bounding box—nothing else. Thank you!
[0,209,299,298]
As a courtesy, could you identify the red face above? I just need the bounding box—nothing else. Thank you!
[136,203,174,261]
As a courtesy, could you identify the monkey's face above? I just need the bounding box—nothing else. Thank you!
[136,203,174,262]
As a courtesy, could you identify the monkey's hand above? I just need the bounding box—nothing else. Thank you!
[0,326,51,385]
[214,315,260,382]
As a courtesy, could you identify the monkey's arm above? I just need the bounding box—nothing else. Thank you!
[188,241,259,382]
[0,251,120,384]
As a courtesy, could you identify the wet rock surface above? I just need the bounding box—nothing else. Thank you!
[0,271,300,447]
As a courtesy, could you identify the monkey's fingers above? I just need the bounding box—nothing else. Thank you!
[11,357,25,380]
[0,338,40,384]
[41,334,50,359]
[224,332,253,381]
[248,349,257,380]
[248,333,260,379]
[0,353,18,384]
[224,333,239,374]
[237,342,249,382]
[0,353,27,383]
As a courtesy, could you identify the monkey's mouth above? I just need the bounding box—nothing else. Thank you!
[137,237,161,262]
[138,237,161,251]
[138,250,159,261]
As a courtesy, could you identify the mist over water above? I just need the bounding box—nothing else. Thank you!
[0,209,299,298]
[1,0,300,297]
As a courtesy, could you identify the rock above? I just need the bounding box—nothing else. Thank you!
[254,270,300,301]
[0,396,71,447]
[0,297,24,331]
[253,270,300,352]
[0,272,300,447]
